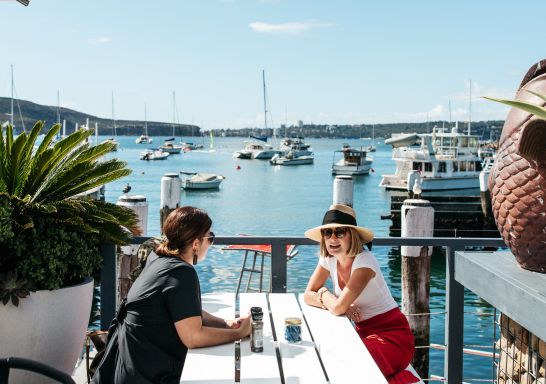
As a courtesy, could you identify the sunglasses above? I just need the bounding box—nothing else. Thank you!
[203,231,215,245]
[321,227,349,239]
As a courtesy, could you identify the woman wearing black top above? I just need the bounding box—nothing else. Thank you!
[92,206,251,384]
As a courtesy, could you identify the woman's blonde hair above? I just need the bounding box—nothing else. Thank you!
[319,227,364,257]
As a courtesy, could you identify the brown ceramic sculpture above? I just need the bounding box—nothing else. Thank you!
[489,59,546,273]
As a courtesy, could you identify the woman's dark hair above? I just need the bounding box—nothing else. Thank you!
[156,206,212,257]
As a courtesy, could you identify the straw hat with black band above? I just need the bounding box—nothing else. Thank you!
[304,204,374,243]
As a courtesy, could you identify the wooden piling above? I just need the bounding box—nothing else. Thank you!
[116,194,148,302]
[160,173,181,234]
[479,168,492,218]
[401,199,434,379]
[333,175,353,206]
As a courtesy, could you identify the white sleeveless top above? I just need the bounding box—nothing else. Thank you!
[318,250,398,320]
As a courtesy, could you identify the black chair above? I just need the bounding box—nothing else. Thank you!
[0,357,76,384]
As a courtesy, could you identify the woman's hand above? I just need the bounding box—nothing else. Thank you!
[345,304,361,323]
[236,316,251,338]
[224,314,250,329]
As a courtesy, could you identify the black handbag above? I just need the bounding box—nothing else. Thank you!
[88,298,128,384]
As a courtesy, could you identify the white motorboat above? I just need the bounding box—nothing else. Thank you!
[270,151,314,166]
[139,148,169,160]
[160,140,182,154]
[233,140,279,159]
[379,124,484,191]
[181,172,224,190]
[278,137,312,157]
[331,144,373,175]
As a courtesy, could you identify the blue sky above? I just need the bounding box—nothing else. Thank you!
[1,0,544,129]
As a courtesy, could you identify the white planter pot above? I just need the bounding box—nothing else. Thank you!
[0,276,94,384]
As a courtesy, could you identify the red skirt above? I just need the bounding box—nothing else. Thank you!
[355,308,419,384]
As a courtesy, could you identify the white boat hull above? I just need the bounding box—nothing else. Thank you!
[379,174,479,191]
[332,161,372,175]
[161,146,182,154]
[252,150,279,160]
[270,155,314,166]
[183,179,223,190]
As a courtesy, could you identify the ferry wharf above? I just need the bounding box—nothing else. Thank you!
[77,235,546,383]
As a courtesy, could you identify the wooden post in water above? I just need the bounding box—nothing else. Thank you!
[333,175,353,206]
[401,198,434,379]
[116,194,148,302]
[160,173,181,233]
[479,167,492,218]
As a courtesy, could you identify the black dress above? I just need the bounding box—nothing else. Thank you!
[93,253,202,384]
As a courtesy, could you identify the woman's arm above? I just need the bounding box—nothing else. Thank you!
[303,264,330,307]
[202,310,248,329]
[175,315,251,349]
[320,267,375,316]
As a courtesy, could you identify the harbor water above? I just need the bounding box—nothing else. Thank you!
[102,135,498,381]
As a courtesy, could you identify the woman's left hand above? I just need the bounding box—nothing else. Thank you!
[345,305,361,323]
[225,314,250,329]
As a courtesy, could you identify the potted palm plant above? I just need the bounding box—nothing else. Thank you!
[0,121,140,383]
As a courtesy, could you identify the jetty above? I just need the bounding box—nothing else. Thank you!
[382,192,499,237]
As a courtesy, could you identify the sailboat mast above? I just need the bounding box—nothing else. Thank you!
[57,90,61,125]
[144,103,148,136]
[112,91,116,137]
[468,79,472,136]
[172,91,176,137]
[262,70,268,130]
[10,64,14,128]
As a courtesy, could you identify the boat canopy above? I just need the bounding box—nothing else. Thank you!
[385,133,419,148]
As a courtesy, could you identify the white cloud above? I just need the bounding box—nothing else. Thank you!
[249,21,333,35]
[88,36,112,45]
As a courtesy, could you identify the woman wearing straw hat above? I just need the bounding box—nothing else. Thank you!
[304,204,418,384]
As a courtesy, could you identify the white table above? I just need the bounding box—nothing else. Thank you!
[181,292,395,383]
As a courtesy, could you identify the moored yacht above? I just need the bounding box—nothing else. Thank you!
[379,125,483,191]
[139,148,169,160]
[331,144,373,175]
[278,137,312,157]
[233,140,279,160]
[270,151,314,166]
[160,139,182,154]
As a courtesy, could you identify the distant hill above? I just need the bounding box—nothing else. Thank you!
[0,96,504,140]
[0,97,201,137]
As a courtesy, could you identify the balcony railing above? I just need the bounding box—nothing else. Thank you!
[99,235,506,383]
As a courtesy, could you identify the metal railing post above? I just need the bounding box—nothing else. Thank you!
[444,246,464,383]
[270,241,287,293]
[99,243,116,330]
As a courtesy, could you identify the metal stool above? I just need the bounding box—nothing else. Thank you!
[228,245,298,296]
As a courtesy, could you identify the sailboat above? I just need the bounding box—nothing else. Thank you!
[363,124,376,152]
[104,91,119,151]
[160,92,182,154]
[135,103,153,144]
[233,70,279,160]
[6,64,26,133]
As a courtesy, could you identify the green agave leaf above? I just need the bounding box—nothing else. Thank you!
[525,90,546,103]
[483,96,546,120]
